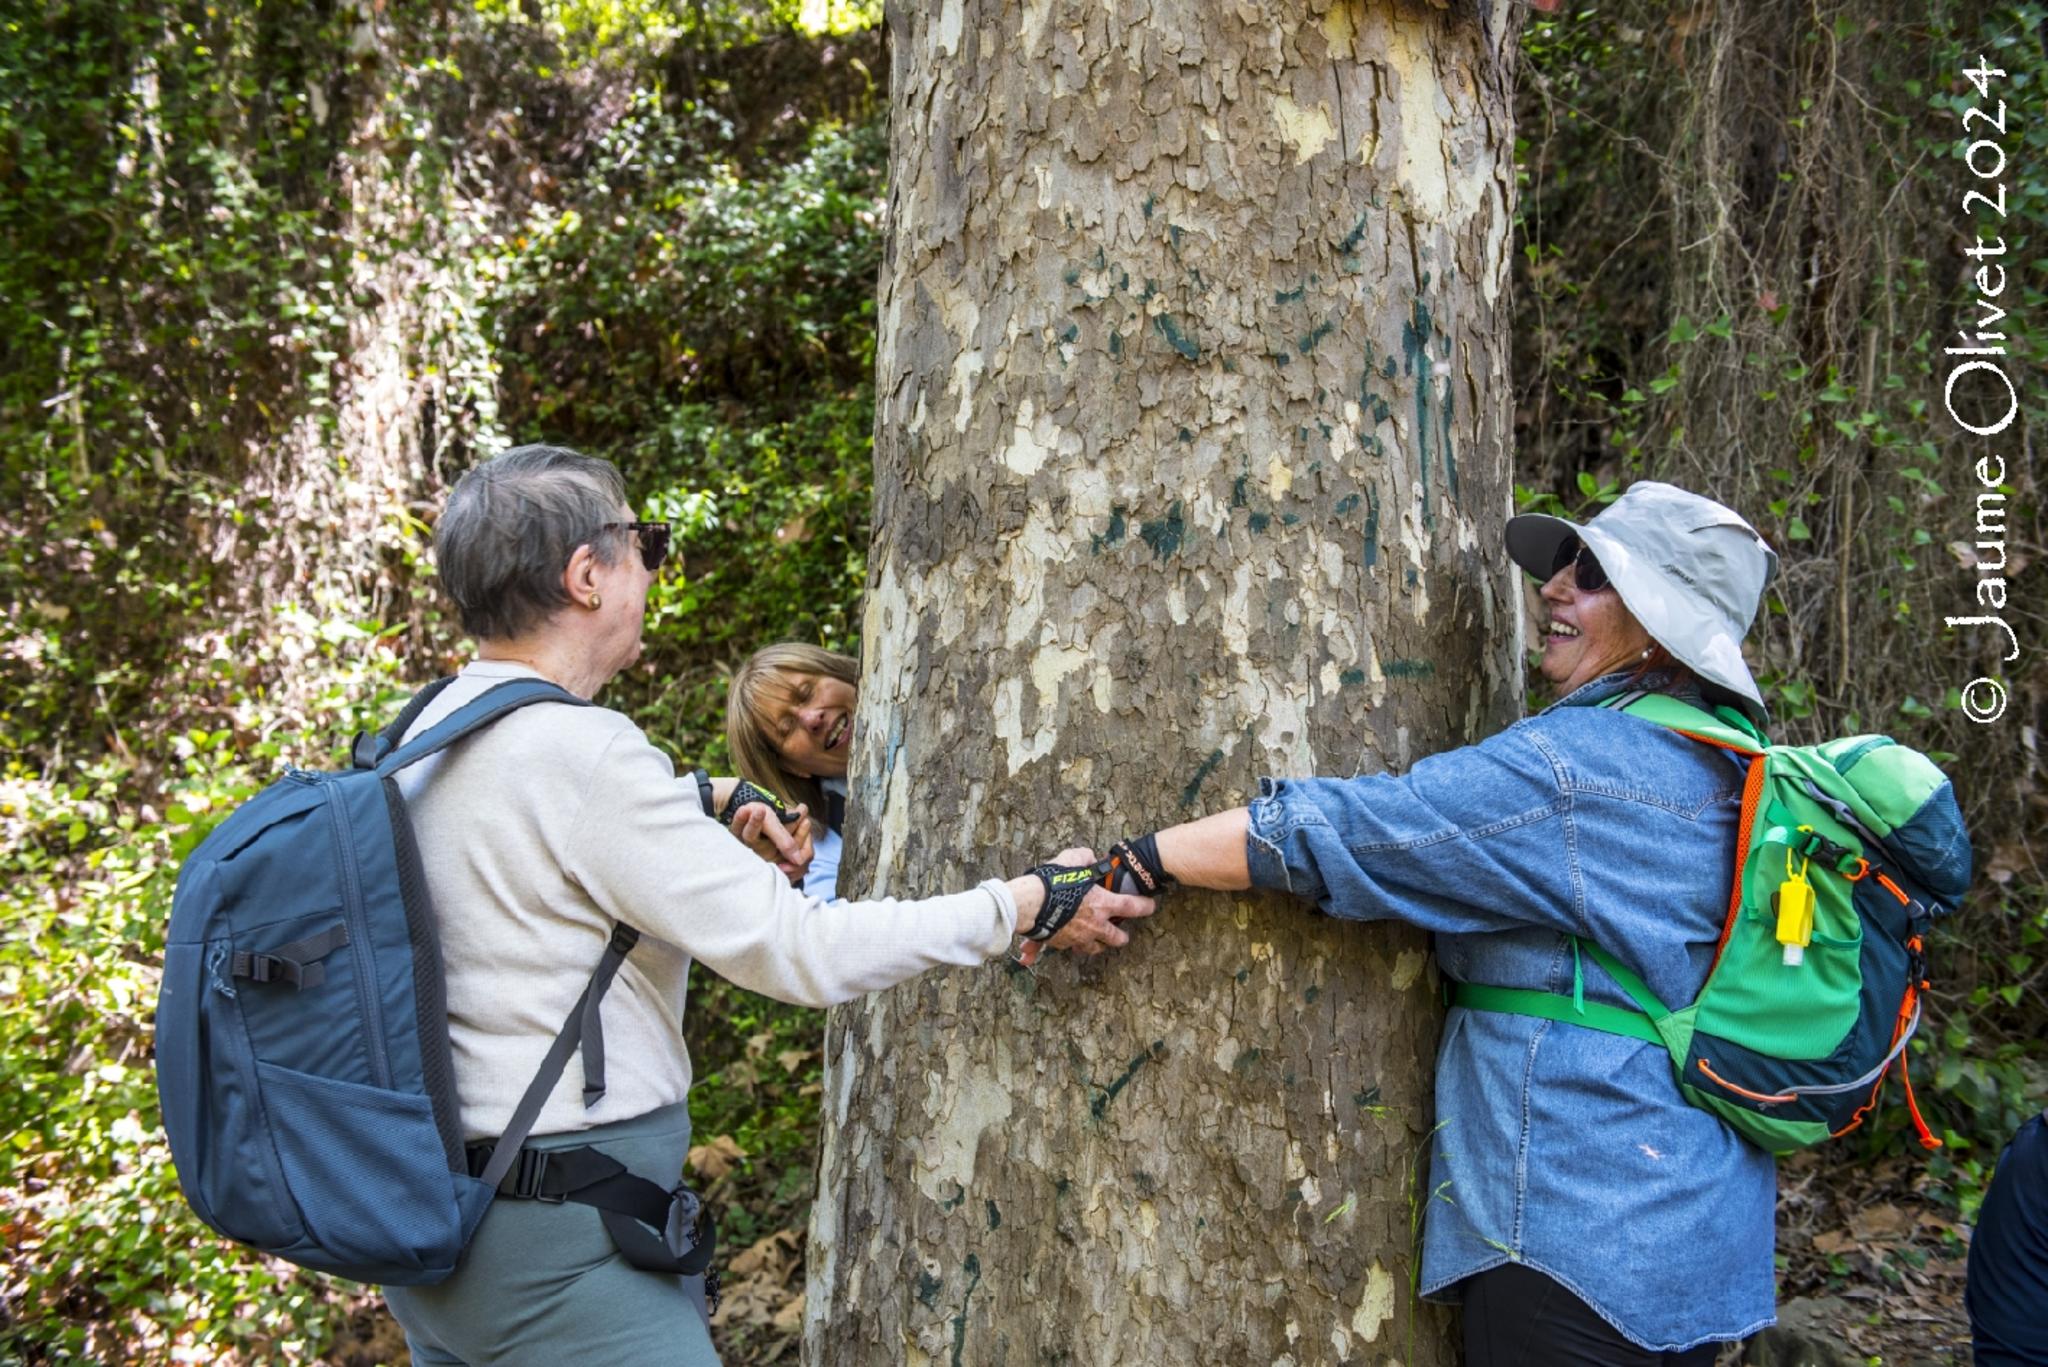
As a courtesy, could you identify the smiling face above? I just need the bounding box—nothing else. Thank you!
[1538,549,1654,694]
[759,671,857,779]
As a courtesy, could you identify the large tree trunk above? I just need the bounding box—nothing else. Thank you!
[807,2,1525,1361]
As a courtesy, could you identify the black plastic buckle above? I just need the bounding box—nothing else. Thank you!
[512,1148,558,1202]
[1793,829,1858,873]
[233,951,303,989]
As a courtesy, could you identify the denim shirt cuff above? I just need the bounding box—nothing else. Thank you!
[1246,777,1318,900]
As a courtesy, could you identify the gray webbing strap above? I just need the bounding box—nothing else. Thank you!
[476,922,641,1193]
[683,1266,710,1323]
[581,924,639,1107]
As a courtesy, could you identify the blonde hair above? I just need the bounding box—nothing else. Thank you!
[725,643,861,819]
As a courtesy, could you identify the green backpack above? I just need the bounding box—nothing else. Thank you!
[1455,693,1972,1154]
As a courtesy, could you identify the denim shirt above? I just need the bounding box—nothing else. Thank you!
[1245,671,1778,1350]
[803,779,847,902]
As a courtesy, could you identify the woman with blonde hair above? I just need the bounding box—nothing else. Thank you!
[726,642,859,900]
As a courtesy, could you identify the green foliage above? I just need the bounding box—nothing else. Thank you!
[1517,2,2043,735]
[0,1,355,475]
[475,0,879,63]
[486,99,885,755]
[2,1,882,1354]
[0,1,363,761]
[682,978,824,1250]
[3,630,411,1360]
[0,5,415,1343]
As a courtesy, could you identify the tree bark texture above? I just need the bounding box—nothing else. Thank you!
[808,2,1524,1362]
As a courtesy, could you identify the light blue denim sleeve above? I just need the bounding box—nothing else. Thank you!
[1243,725,1586,937]
[803,824,842,903]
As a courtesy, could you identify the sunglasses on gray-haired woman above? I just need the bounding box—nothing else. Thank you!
[598,521,671,572]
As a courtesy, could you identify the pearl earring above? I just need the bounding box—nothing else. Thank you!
[1640,647,1652,659]
[590,594,603,610]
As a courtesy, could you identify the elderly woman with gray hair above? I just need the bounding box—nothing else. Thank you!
[1095,484,1792,1363]
[382,445,1152,1364]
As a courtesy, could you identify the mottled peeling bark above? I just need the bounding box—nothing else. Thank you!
[807,2,1525,1362]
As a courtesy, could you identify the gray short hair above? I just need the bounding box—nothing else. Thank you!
[435,444,630,641]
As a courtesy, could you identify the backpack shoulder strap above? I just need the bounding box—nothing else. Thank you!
[356,675,459,768]
[1580,939,1672,1021]
[1610,691,1767,755]
[375,677,589,776]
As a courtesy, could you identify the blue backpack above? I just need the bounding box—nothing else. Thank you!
[155,678,715,1288]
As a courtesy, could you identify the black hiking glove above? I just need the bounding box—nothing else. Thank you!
[1023,862,1104,943]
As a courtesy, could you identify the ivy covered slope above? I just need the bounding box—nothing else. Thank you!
[1,2,881,1360]
[3,3,402,1360]
[493,82,884,731]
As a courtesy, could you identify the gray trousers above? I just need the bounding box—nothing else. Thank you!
[385,1101,719,1366]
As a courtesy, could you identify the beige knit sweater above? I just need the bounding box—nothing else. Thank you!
[396,661,1016,1140]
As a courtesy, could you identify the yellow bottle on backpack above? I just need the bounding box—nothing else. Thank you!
[1775,845,1815,966]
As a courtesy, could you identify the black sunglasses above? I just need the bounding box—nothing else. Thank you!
[599,521,671,572]
[1549,534,1610,592]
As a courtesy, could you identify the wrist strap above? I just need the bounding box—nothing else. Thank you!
[1102,834,1174,895]
[690,769,715,819]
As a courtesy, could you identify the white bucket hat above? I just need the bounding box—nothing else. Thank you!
[1505,481,1779,722]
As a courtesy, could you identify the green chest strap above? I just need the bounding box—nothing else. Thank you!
[1452,938,1673,1048]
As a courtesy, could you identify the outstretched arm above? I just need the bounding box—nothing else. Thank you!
[1101,728,1589,939]
[1152,810,1253,891]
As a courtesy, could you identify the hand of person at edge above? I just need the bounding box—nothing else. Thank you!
[1013,846,1155,967]
[733,802,814,885]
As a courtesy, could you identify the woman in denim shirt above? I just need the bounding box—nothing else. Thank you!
[1103,483,1782,1363]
